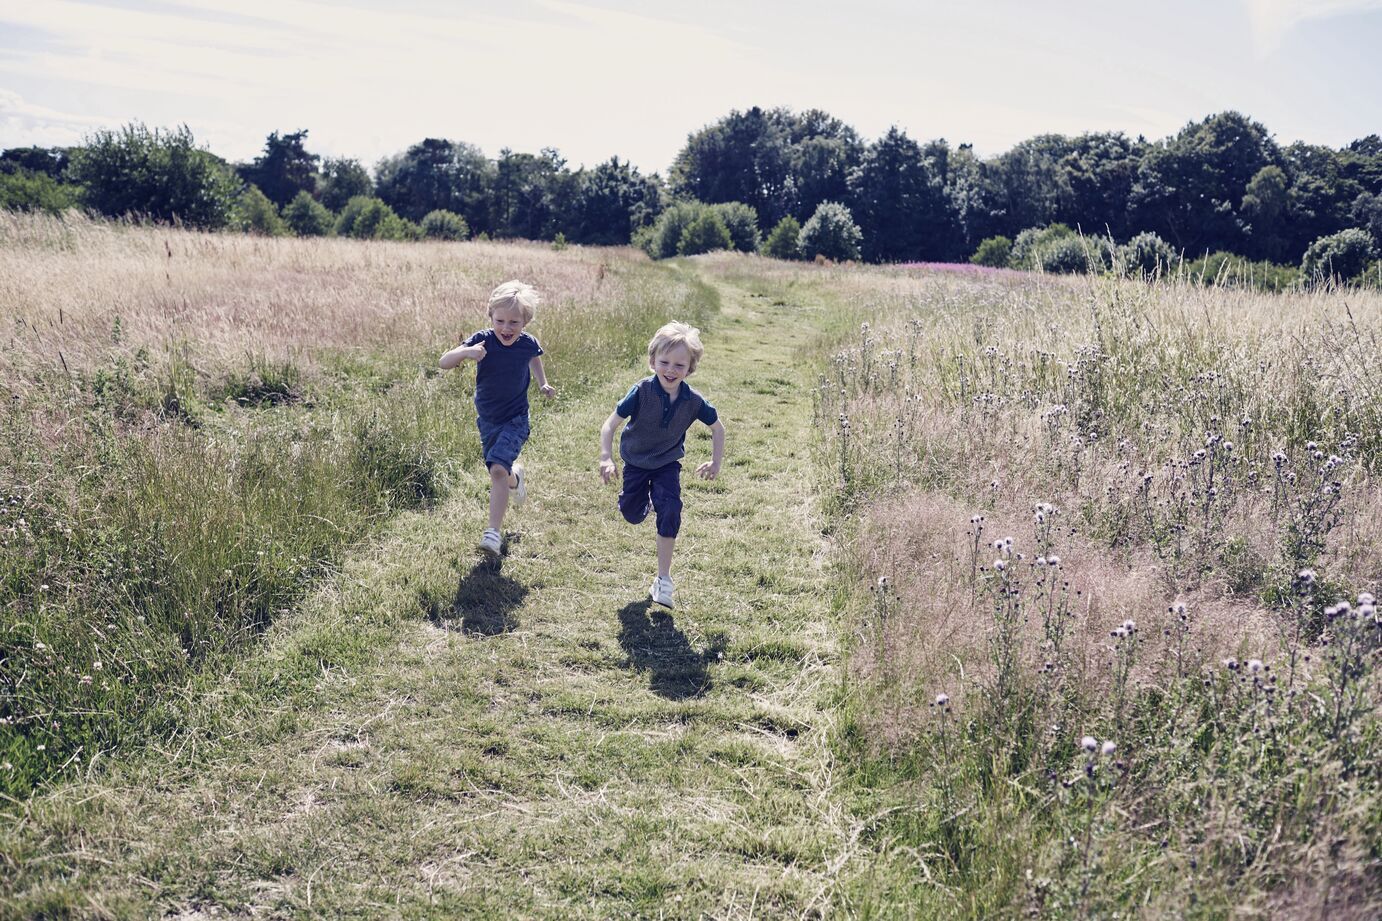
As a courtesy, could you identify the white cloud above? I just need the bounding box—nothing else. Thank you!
[0,86,118,148]
[0,0,775,166]
[1242,0,1382,55]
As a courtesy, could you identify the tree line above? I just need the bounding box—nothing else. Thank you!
[2,108,1380,281]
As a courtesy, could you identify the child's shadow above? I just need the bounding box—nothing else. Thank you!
[426,558,528,636]
[617,600,726,700]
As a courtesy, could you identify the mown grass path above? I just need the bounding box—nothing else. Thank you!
[4,268,856,919]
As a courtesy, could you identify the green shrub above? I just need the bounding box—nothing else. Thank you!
[1037,234,1111,274]
[232,184,287,236]
[677,212,733,255]
[1118,231,1177,278]
[1184,251,1301,292]
[762,216,801,260]
[336,195,419,241]
[643,201,710,259]
[0,168,82,214]
[711,201,761,253]
[282,190,334,237]
[420,209,469,241]
[1010,223,1075,269]
[1301,228,1377,282]
[798,201,861,262]
[67,123,238,229]
[970,235,1012,268]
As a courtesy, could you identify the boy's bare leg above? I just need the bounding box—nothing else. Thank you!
[657,535,675,581]
[488,465,511,530]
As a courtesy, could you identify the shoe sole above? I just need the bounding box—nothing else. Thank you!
[649,590,675,610]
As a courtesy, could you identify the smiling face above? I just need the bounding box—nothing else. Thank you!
[651,343,692,395]
[489,304,529,345]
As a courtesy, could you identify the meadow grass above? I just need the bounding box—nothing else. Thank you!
[696,253,1381,918]
[1,211,713,798]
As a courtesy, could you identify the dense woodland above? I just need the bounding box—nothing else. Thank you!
[3,107,1381,281]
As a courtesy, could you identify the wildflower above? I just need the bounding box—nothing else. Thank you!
[1273,452,1287,467]
[1222,657,1239,670]
[1247,659,1264,674]
[1170,601,1188,618]
[1101,740,1117,757]
[1122,619,1137,633]
[994,560,1007,572]
[34,641,45,651]
[1296,569,1316,588]
[79,675,92,686]
[877,576,890,590]
[92,661,102,671]
[1358,592,1375,606]
[1081,736,1098,753]
[1047,555,1061,567]
[935,693,950,708]
[36,744,45,752]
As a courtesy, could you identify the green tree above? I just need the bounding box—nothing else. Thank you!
[970,235,1012,268]
[492,148,569,239]
[798,200,861,261]
[711,202,761,252]
[68,123,239,228]
[232,184,287,236]
[762,215,801,260]
[318,157,373,212]
[420,209,469,240]
[566,157,663,245]
[1241,165,1290,261]
[282,190,334,237]
[1130,111,1280,254]
[0,168,82,213]
[239,130,319,208]
[0,145,70,178]
[1301,228,1377,282]
[375,138,495,233]
[1351,191,1382,248]
[677,211,732,255]
[848,127,956,262]
[671,106,794,228]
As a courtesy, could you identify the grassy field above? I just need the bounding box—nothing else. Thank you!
[3,217,1379,918]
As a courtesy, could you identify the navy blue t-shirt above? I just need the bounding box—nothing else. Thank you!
[463,329,543,423]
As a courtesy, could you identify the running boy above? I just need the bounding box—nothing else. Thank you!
[598,321,725,608]
[440,280,555,556]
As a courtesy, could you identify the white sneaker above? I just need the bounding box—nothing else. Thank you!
[510,463,526,507]
[649,575,675,609]
[478,528,502,556]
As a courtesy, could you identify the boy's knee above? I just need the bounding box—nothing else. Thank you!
[619,500,650,525]
[488,463,510,480]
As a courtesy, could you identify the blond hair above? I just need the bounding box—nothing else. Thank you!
[487,280,540,322]
[647,321,705,373]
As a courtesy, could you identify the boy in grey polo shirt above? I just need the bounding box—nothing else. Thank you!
[599,321,725,608]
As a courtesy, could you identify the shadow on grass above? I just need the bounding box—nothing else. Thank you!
[425,557,528,636]
[617,600,726,700]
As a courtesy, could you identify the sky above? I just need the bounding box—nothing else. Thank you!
[1,0,1380,174]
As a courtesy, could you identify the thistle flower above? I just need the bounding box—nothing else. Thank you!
[1359,592,1376,606]
[1222,657,1239,670]
[994,559,1007,572]
[1081,736,1098,753]
[1170,601,1188,618]
[935,693,950,708]
[1101,740,1117,757]
[1247,659,1264,674]
[1122,619,1137,633]
[1296,569,1316,589]
[1047,555,1061,567]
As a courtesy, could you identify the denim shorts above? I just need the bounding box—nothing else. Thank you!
[618,461,682,538]
[477,414,529,473]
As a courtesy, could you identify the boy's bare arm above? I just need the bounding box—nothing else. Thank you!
[697,419,726,480]
[598,412,624,483]
[439,341,486,370]
[531,355,556,397]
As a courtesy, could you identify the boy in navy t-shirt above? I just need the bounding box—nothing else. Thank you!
[440,280,555,556]
[598,321,725,609]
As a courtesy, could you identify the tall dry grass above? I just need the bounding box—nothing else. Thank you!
[1,211,717,798]
[699,253,1381,918]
